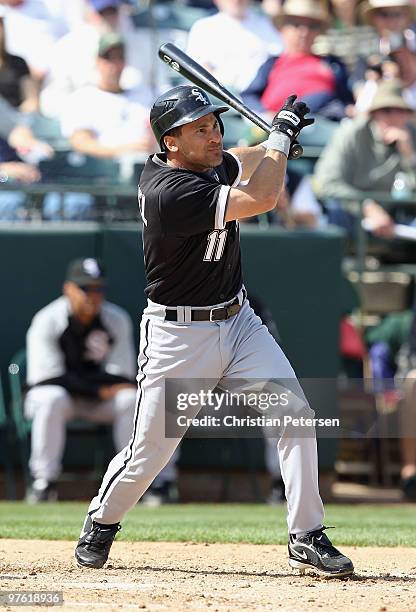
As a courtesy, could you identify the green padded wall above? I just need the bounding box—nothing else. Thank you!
[240,226,343,377]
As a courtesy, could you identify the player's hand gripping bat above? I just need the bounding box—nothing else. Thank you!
[158,42,304,160]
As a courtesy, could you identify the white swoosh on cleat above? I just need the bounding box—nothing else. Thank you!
[293,549,308,560]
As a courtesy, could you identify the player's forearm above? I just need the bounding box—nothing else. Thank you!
[19,76,40,113]
[70,132,119,159]
[243,149,287,207]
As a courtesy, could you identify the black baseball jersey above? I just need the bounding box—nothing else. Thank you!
[138,151,243,306]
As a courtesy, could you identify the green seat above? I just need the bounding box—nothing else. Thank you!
[9,349,113,493]
[0,372,16,499]
[39,151,121,185]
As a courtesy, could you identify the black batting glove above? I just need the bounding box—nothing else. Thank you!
[271,94,315,142]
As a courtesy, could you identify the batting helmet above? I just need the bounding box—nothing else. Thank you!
[150,85,229,150]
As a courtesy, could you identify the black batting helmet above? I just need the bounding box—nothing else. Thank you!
[150,85,229,150]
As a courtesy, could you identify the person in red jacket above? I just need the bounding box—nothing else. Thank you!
[242,0,353,121]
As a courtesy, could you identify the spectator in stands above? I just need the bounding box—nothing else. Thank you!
[0,94,52,154]
[0,95,53,220]
[0,9,38,112]
[313,0,379,74]
[240,176,325,228]
[60,33,153,159]
[261,0,284,24]
[0,0,85,85]
[41,0,162,117]
[279,175,326,228]
[241,0,354,120]
[354,0,416,112]
[362,0,415,30]
[24,257,137,503]
[186,0,283,94]
[0,150,40,221]
[314,79,416,235]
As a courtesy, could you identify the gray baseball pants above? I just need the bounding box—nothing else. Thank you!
[87,290,325,534]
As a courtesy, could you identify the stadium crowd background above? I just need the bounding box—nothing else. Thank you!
[2,0,416,504]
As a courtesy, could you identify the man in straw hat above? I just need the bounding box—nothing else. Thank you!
[352,0,416,86]
[360,0,416,31]
[314,78,416,235]
[353,0,416,108]
[242,0,353,120]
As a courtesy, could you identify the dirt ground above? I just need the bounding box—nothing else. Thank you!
[0,540,415,611]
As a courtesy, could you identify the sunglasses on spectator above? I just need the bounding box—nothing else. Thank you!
[284,19,322,31]
[375,9,407,19]
[79,285,106,294]
[102,49,125,61]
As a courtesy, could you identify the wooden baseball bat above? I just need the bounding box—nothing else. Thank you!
[158,42,303,160]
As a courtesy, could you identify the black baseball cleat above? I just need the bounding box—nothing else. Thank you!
[288,526,354,578]
[75,516,121,569]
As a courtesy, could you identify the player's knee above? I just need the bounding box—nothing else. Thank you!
[25,385,72,420]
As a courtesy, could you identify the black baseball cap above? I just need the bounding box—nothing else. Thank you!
[66,258,106,287]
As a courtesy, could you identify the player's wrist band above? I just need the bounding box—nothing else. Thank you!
[265,131,291,158]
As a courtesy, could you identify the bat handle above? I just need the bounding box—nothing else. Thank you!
[288,141,303,160]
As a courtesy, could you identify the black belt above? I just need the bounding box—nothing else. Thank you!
[165,294,245,322]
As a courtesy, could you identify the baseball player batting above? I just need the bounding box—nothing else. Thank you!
[75,85,354,578]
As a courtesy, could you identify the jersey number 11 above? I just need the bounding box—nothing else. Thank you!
[204,230,228,261]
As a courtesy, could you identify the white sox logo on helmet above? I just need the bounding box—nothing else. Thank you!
[191,88,209,105]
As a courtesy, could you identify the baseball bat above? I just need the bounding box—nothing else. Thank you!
[158,42,303,160]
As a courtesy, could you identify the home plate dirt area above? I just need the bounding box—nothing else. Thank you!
[1,540,415,611]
